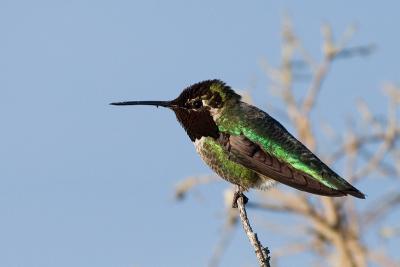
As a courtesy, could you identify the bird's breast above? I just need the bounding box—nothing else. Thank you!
[193,136,273,190]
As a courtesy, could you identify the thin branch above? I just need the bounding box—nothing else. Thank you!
[236,187,271,267]
[174,175,218,200]
[302,59,330,115]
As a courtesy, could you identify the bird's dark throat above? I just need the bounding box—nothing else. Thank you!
[172,107,219,142]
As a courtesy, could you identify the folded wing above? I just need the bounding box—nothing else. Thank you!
[217,103,365,198]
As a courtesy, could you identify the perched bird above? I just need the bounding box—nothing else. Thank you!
[111,80,365,206]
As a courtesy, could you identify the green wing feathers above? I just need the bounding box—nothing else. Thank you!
[217,102,365,198]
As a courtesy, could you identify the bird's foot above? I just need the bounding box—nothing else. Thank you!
[232,191,248,208]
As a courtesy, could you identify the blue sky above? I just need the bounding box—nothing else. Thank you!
[1,1,399,266]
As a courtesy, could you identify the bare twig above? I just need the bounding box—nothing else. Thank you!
[174,175,218,200]
[302,59,330,115]
[236,186,271,267]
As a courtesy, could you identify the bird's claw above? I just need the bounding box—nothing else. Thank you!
[232,191,248,208]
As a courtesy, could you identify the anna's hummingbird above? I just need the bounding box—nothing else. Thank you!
[111,80,365,204]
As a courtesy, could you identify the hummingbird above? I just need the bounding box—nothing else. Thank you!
[111,79,365,206]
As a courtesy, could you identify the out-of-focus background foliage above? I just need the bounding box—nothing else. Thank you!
[1,1,399,267]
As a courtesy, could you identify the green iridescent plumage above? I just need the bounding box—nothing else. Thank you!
[217,100,350,191]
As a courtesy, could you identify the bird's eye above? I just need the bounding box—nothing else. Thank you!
[193,99,203,109]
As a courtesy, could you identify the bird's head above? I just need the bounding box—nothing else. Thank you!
[111,79,241,141]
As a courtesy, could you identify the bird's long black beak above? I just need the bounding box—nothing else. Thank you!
[110,100,171,108]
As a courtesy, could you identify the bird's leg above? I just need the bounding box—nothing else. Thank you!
[232,185,249,208]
